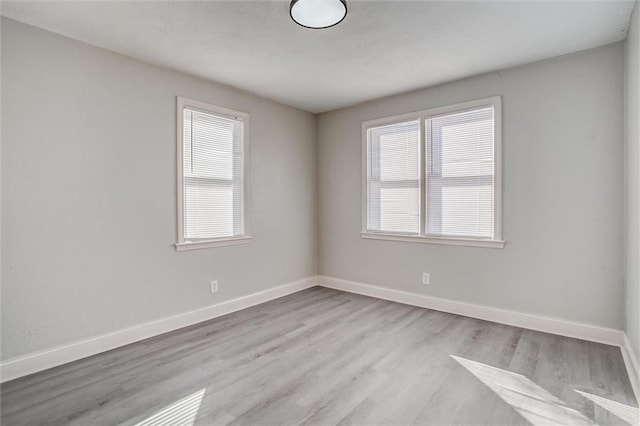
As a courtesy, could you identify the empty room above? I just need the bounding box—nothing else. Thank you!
[1,0,639,425]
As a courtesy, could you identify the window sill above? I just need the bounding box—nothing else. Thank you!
[360,232,505,249]
[175,236,252,251]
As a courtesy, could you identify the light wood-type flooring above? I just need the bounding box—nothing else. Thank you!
[1,287,638,425]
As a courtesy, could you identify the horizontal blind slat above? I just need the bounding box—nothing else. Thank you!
[427,106,494,239]
[183,106,244,240]
[367,120,420,234]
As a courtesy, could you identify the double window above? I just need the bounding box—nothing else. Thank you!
[363,97,504,248]
[176,97,250,251]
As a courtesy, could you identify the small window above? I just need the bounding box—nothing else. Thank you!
[176,97,250,251]
[363,97,503,248]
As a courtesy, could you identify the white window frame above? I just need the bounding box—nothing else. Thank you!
[175,96,251,251]
[361,96,504,249]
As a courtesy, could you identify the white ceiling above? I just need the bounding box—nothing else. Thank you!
[1,1,636,113]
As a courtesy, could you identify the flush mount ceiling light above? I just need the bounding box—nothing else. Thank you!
[290,0,347,29]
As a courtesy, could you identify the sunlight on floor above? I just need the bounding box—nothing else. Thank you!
[575,389,640,426]
[451,355,595,425]
[134,388,206,426]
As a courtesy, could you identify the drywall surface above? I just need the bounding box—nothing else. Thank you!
[1,18,317,360]
[625,2,640,363]
[318,43,625,329]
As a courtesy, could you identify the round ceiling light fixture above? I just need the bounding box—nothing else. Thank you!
[290,0,347,29]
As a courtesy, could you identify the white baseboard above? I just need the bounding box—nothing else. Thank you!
[0,276,317,383]
[317,276,624,347]
[621,333,640,404]
[3,274,633,396]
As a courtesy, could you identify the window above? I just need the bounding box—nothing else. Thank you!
[362,97,503,248]
[176,97,250,251]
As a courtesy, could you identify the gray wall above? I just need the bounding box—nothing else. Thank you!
[1,19,317,360]
[318,43,625,330]
[625,2,640,363]
[1,16,632,363]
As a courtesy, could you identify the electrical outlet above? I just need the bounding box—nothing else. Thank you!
[210,280,219,294]
[422,273,430,285]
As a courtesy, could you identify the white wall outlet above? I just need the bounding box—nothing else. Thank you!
[210,280,219,294]
[422,273,430,285]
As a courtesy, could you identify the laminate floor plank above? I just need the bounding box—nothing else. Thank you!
[1,287,637,426]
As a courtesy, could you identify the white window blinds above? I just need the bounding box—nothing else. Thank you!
[366,120,421,234]
[364,97,501,245]
[181,105,245,241]
[427,107,494,239]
